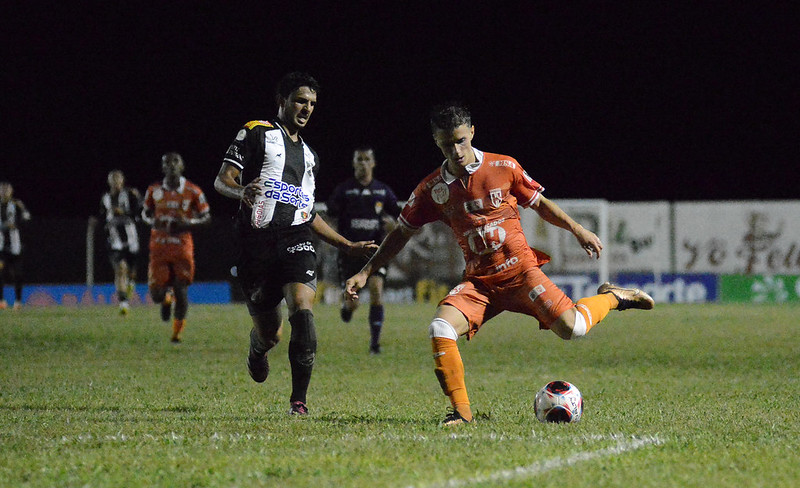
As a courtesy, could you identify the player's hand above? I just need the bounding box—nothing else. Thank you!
[575,227,603,259]
[344,272,369,302]
[241,178,264,208]
[346,240,378,257]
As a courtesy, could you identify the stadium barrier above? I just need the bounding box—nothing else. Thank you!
[4,201,798,307]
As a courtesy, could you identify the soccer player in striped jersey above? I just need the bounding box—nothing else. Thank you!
[0,182,31,310]
[142,153,211,342]
[214,72,378,416]
[326,147,402,353]
[346,103,654,426]
[100,170,142,315]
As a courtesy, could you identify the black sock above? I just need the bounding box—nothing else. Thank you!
[288,310,317,404]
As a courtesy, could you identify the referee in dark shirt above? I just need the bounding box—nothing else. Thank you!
[327,147,402,354]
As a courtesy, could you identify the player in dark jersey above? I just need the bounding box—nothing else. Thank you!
[0,182,31,310]
[214,72,378,416]
[327,147,402,353]
[99,170,142,315]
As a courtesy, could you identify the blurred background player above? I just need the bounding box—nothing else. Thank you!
[214,72,377,415]
[142,153,210,342]
[326,146,402,353]
[0,182,31,310]
[346,103,654,426]
[99,170,142,315]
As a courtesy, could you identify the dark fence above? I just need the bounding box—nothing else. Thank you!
[19,217,239,285]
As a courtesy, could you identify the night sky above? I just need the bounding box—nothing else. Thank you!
[7,2,799,219]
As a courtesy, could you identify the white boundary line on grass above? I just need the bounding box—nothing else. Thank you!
[410,435,664,488]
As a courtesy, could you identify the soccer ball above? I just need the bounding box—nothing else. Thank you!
[534,380,583,423]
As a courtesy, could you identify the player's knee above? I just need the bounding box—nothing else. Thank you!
[288,310,317,367]
[429,318,459,341]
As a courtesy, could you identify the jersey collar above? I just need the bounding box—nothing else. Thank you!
[440,148,484,184]
[162,176,186,193]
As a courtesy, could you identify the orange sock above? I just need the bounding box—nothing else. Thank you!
[172,319,185,340]
[575,293,617,332]
[431,337,472,420]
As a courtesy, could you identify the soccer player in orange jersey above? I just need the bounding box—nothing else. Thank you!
[142,152,211,343]
[346,103,654,426]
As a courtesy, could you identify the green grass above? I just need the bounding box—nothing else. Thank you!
[1,302,799,487]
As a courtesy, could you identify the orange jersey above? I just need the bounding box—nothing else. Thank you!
[399,148,548,280]
[143,177,210,248]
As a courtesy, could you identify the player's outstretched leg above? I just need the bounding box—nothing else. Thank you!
[597,282,654,311]
[568,282,654,339]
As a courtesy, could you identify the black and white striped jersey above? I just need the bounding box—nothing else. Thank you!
[223,120,319,232]
[100,188,141,253]
[0,198,31,255]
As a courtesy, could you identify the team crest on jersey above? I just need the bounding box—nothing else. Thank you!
[235,129,247,141]
[375,201,383,214]
[464,199,483,214]
[489,189,503,208]
[153,188,164,201]
[431,182,450,205]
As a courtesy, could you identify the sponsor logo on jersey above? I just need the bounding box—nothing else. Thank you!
[287,241,315,253]
[431,182,449,205]
[490,160,516,169]
[522,171,534,183]
[264,178,311,208]
[464,199,484,214]
[490,189,503,208]
[406,193,416,207]
[351,218,380,230]
[448,284,466,296]
[495,256,519,273]
[528,284,547,301]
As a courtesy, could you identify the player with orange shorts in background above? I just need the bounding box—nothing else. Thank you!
[346,103,654,425]
[142,152,211,343]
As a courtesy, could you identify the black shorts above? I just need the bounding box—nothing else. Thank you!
[108,249,138,267]
[236,224,317,315]
[337,253,386,287]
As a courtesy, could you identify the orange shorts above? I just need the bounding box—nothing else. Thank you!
[148,242,195,288]
[439,266,575,339]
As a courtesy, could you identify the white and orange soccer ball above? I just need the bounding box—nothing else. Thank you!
[534,380,583,423]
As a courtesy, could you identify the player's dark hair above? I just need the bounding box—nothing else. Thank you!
[353,146,375,155]
[160,152,184,166]
[276,72,320,99]
[430,102,472,133]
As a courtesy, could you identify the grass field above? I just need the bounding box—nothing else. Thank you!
[1,301,799,487]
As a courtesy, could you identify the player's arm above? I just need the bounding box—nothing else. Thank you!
[309,214,378,257]
[530,195,603,258]
[214,163,262,208]
[345,224,415,300]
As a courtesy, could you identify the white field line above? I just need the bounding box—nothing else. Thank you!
[52,431,629,445]
[410,435,664,488]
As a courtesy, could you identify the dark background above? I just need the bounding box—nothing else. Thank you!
[5,1,799,222]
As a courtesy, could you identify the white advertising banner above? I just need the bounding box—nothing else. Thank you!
[522,201,671,274]
[675,201,800,274]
